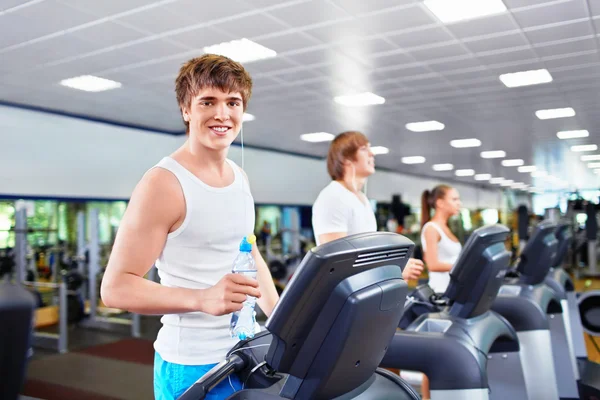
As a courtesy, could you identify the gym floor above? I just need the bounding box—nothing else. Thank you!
[21,317,162,400]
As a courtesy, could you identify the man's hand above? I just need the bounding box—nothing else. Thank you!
[402,258,424,281]
[199,274,261,316]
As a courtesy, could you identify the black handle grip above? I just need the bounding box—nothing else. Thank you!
[177,354,246,400]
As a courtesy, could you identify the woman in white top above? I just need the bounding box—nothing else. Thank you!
[420,185,463,294]
[312,131,424,282]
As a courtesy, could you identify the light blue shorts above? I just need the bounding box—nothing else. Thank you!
[154,352,243,400]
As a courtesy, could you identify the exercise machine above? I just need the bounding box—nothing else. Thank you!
[179,232,420,399]
[384,225,524,400]
[492,220,576,399]
[0,278,36,400]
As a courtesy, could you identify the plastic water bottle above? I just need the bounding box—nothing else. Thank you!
[230,235,257,340]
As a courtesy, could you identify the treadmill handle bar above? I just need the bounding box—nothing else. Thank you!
[177,354,246,400]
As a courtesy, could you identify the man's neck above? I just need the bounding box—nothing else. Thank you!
[176,139,229,174]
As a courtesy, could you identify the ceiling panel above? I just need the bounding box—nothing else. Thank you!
[17,0,98,34]
[511,0,589,28]
[388,25,455,49]
[446,13,520,39]
[358,5,436,34]
[267,0,350,27]
[211,13,289,39]
[523,19,594,44]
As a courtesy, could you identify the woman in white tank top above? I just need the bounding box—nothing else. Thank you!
[420,185,463,294]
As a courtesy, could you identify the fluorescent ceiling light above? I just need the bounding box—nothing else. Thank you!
[536,107,575,120]
[500,180,514,187]
[334,92,385,106]
[300,132,334,143]
[371,146,390,155]
[557,130,589,140]
[480,150,506,159]
[499,69,553,88]
[512,182,528,189]
[502,159,524,167]
[474,174,492,181]
[588,162,600,169]
[402,156,426,164]
[432,163,454,171]
[405,120,445,132]
[581,155,600,161]
[424,0,507,23]
[490,177,505,184]
[518,165,537,173]
[572,144,598,152]
[450,138,482,148]
[59,75,122,92]
[203,38,276,63]
[455,169,475,177]
[531,171,547,178]
[243,113,255,122]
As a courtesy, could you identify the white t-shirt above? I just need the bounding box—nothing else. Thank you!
[312,181,377,246]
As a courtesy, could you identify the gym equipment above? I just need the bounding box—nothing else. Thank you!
[77,209,141,337]
[517,204,529,253]
[179,232,419,400]
[583,202,599,278]
[544,222,588,362]
[384,225,523,400]
[492,220,578,399]
[14,207,69,353]
[0,279,36,400]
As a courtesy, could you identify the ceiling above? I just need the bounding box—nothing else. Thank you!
[2,0,600,192]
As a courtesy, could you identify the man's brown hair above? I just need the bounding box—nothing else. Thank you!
[326,131,370,180]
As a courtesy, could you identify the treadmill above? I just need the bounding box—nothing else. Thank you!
[491,220,577,399]
[382,225,521,400]
[544,222,588,364]
[179,232,421,400]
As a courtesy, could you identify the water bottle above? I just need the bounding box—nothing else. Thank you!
[230,235,257,340]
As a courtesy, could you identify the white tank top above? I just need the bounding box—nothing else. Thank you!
[152,157,255,365]
[421,221,462,294]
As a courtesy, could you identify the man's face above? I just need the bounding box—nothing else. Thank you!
[183,87,244,150]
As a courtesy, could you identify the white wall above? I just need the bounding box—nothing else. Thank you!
[0,105,502,208]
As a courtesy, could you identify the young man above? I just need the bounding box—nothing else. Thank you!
[101,54,279,400]
[312,131,424,281]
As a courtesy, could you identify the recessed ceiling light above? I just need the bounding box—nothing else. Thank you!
[203,38,276,63]
[512,182,528,189]
[424,0,507,23]
[243,113,255,122]
[59,75,122,92]
[499,69,553,88]
[536,107,576,120]
[490,177,505,184]
[518,165,537,173]
[402,156,426,164]
[588,162,600,169]
[500,180,514,187]
[334,92,385,106]
[531,171,547,178]
[455,169,475,177]
[502,159,524,167]
[300,132,334,143]
[432,163,454,171]
[572,144,598,152]
[371,146,390,155]
[450,138,482,148]
[405,120,445,132]
[474,173,492,181]
[480,150,506,159]
[581,155,600,161]
[557,130,589,140]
